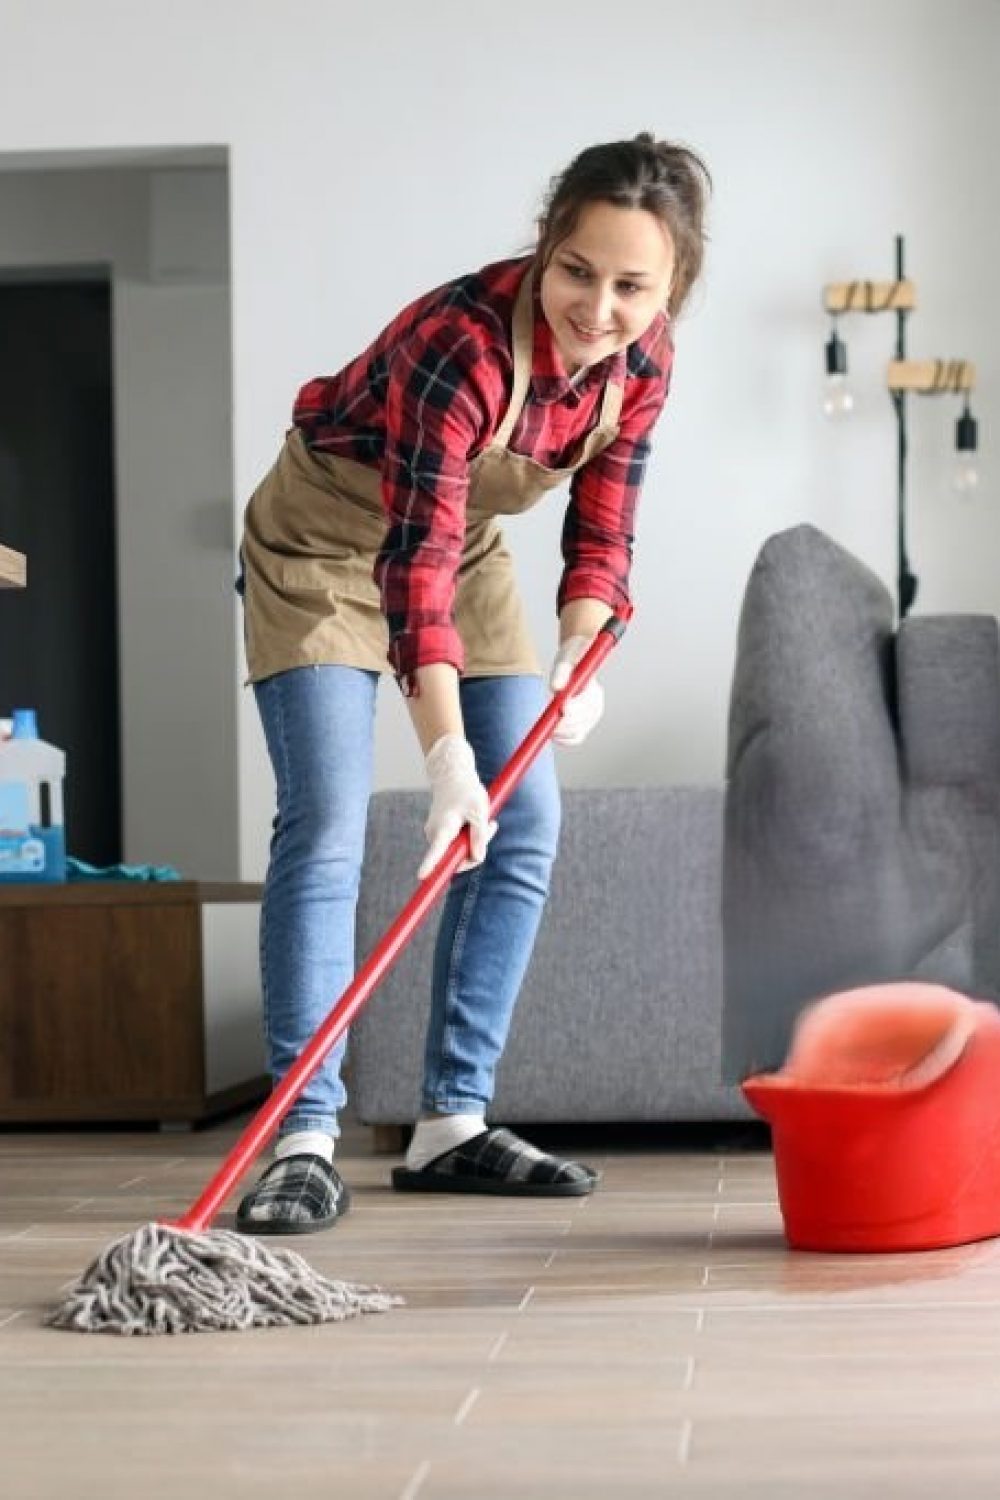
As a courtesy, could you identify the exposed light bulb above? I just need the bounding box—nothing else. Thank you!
[823,327,853,419]
[953,453,980,496]
[823,375,854,419]
[954,401,979,497]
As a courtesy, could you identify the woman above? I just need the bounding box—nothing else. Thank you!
[237,132,710,1233]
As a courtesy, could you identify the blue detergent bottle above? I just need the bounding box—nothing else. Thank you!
[0,709,68,882]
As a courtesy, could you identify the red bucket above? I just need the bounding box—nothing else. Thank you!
[743,983,1000,1252]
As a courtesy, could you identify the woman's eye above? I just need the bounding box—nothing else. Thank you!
[617,282,641,297]
[562,263,589,280]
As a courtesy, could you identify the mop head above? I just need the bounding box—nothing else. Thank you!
[46,1222,402,1335]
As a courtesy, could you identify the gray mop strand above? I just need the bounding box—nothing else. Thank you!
[46,1222,402,1335]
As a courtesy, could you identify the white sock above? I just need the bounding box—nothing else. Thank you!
[274,1129,334,1165]
[406,1112,486,1171]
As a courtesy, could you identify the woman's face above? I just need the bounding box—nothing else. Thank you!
[539,201,675,376]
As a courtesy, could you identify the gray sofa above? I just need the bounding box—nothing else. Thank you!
[350,522,1000,1128]
[350,786,749,1128]
[722,524,1000,1081]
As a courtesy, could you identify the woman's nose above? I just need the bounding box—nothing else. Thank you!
[584,283,615,327]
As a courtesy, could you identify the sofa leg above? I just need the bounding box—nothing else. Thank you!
[371,1124,407,1154]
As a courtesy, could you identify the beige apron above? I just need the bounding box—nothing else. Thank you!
[241,266,624,683]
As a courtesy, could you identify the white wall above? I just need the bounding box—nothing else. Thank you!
[1,0,997,881]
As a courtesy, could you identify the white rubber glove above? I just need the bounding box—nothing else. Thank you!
[549,635,605,747]
[419,734,496,879]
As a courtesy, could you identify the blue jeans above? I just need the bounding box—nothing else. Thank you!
[253,665,561,1138]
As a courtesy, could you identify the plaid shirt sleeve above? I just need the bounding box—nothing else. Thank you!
[557,337,672,617]
[373,315,495,691]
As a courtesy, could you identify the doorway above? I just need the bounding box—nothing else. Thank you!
[0,274,121,864]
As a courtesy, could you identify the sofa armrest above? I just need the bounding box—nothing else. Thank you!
[727,526,896,770]
[725,524,900,873]
[896,615,1000,787]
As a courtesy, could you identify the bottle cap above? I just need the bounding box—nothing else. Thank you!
[11,709,39,739]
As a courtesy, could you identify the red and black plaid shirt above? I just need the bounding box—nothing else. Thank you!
[293,256,672,685]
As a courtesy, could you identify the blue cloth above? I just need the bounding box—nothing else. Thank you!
[67,857,181,882]
[253,664,560,1138]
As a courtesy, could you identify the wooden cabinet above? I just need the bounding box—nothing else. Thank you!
[0,881,268,1125]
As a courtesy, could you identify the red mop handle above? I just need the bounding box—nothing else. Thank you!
[174,606,632,1231]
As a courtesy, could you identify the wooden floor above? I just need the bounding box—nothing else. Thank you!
[4,1115,1000,1498]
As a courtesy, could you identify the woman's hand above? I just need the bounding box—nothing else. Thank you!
[549,635,605,747]
[419,734,496,879]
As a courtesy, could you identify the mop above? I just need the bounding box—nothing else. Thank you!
[47,612,630,1335]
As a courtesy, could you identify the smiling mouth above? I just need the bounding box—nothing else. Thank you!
[569,320,613,340]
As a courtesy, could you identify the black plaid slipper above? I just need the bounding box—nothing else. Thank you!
[391,1127,599,1197]
[235,1153,351,1235]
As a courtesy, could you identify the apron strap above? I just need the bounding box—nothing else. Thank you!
[491,265,535,451]
[598,376,624,429]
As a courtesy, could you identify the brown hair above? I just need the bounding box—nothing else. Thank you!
[536,132,711,318]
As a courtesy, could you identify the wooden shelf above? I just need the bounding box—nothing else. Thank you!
[824,278,917,314]
[0,880,261,907]
[887,358,976,393]
[0,543,26,589]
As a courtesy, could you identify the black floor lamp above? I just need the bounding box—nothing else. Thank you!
[822,236,979,619]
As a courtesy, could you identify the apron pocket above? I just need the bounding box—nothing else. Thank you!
[277,556,348,591]
[276,553,382,610]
